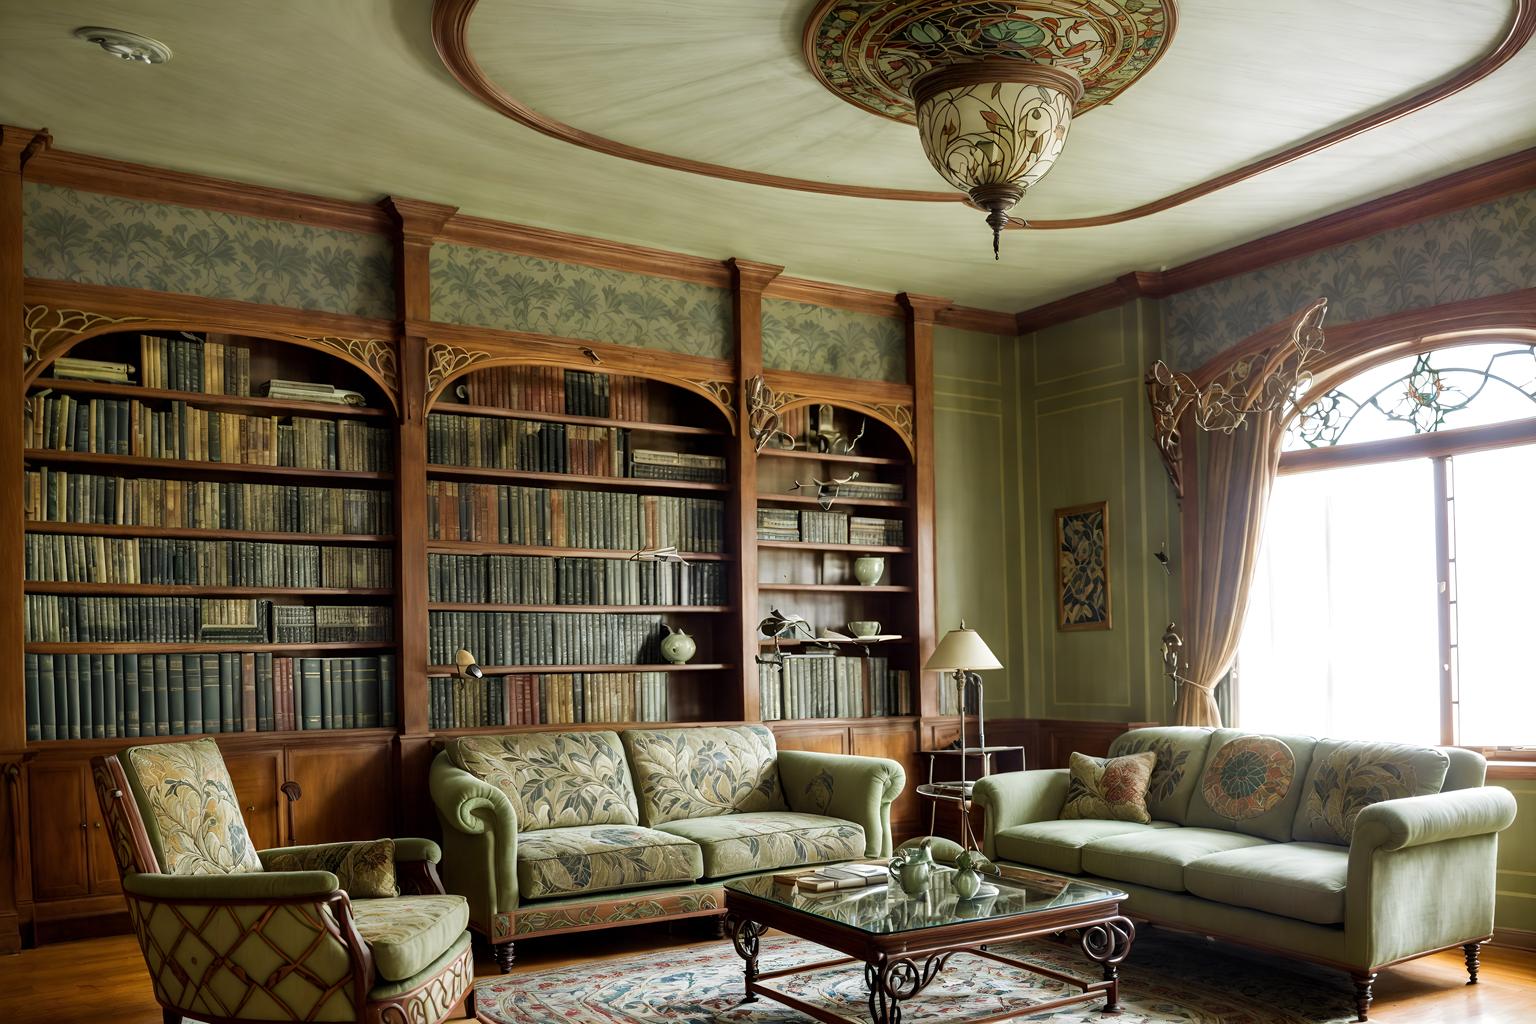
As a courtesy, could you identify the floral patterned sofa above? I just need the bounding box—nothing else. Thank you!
[429,724,905,970]
[974,726,1517,1021]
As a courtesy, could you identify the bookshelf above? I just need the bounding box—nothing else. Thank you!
[422,363,738,730]
[21,330,400,745]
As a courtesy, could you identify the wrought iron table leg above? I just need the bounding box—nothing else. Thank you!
[1080,916,1136,1012]
[867,950,955,1024]
[726,913,765,1004]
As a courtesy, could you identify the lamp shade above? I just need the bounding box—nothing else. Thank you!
[924,626,1003,672]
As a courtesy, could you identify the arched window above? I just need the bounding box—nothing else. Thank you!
[1238,338,1536,751]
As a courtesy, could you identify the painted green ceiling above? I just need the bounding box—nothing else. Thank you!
[1,0,1531,311]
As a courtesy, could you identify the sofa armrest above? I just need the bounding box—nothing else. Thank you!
[779,750,906,858]
[1345,787,1517,969]
[125,869,341,900]
[1351,787,1517,854]
[972,769,1069,859]
[429,751,521,925]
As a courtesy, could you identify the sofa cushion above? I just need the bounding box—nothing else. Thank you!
[262,839,398,898]
[1081,828,1272,893]
[622,726,787,826]
[446,731,639,832]
[351,894,469,983]
[657,812,865,878]
[1186,730,1317,842]
[1292,740,1451,845]
[1107,727,1214,824]
[993,820,1176,876]
[1185,842,1348,925]
[515,825,702,899]
[121,738,264,875]
[1062,751,1157,824]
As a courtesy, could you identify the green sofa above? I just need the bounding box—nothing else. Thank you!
[974,726,1517,1021]
[430,723,906,970]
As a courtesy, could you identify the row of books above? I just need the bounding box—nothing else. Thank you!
[271,605,392,644]
[427,553,727,606]
[427,414,631,477]
[25,394,392,471]
[23,596,392,644]
[756,508,906,545]
[427,611,675,666]
[25,470,394,535]
[254,655,397,732]
[24,534,391,588]
[139,334,253,395]
[461,366,653,420]
[426,481,725,552]
[25,652,246,740]
[758,655,913,720]
[628,449,727,483]
[426,671,669,728]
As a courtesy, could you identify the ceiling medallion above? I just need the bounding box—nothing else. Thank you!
[805,0,1175,256]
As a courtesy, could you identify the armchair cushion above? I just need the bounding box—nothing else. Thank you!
[1292,740,1451,845]
[1185,842,1348,925]
[994,819,1176,875]
[515,825,702,899]
[446,731,639,832]
[121,738,263,875]
[656,812,865,878]
[351,894,469,983]
[262,839,399,899]
[622,726,786,826]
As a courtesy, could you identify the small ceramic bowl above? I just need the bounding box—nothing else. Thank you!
[846,620,882,638]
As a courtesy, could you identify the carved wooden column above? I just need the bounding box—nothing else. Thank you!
[729,259,783,721]
[380,197,457,834]
[0,125,48,955]
[899,293,950,718]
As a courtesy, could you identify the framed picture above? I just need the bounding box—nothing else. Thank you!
[1055,500,1111,631]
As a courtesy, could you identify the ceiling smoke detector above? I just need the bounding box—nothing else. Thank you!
[73,27,172,65]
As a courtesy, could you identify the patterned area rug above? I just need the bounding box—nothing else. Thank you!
[474,930,1359,1023]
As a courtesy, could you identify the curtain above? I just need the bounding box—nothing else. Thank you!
[1175,406,1286,727]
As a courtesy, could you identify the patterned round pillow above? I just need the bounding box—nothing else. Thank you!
[1201,736,1295,821]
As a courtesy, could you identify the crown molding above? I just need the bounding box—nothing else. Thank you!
[1015,147,1536,334]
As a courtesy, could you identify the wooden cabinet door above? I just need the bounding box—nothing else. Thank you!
[28,764,90,901]
[225,750,285,852]
[87,813,122,895]
[284,741,393,845]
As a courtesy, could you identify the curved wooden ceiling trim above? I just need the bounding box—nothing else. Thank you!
[433,0,1535,230]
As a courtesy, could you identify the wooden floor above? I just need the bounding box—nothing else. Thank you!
[0,923,1529,1022]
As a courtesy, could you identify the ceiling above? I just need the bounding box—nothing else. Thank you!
[1,0,1532,313]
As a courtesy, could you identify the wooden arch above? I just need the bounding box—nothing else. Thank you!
[769,395,915,460]
[21,303,400,413]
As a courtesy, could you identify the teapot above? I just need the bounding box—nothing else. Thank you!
[888,840,935,897]
[660,625,696,665]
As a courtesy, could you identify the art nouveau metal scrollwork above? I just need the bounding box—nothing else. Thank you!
[1080,916,1136,998]
[1145,297,1328,496]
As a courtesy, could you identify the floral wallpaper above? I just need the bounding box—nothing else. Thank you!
[1164,188,1536,368]
[761,298,906,382]
[22,182,395,318]
[430,243,730,359]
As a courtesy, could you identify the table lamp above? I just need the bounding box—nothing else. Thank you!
[922,622,1002,850]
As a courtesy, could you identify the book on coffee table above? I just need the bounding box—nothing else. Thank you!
[775,862,889,893]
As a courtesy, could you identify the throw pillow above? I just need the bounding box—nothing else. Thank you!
[265,838,399,898]
[1200,735,1296,821]
[1061,750,1158,824]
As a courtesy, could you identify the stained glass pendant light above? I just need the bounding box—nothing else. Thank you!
[912,59,1083,259]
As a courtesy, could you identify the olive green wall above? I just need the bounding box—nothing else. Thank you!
[932,325,1027,721]
[1014,299,1180,723]
[1492,778,1536,938]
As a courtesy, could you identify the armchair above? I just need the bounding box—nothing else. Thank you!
[92,738,476,1024]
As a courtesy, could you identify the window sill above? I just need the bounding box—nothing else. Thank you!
[1486,761,1536,781]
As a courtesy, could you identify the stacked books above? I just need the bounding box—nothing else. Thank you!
[775,863,889,894]
[140,334,251,395]
[24,534,391,588]
[428,670,669,728]
[315,605,391,642]
[427,610,669,666]
[426,481,725,552]
[427,553,726,605]
[849,516,905,546]
[24,394,391,470]
[756,508,801,542]
[629,449,727,483]
[51,357,134,383]
[800,510,849,544]
[25,470,393,534]
[463,366,651,421]
[758,654,912,720]
[258,380,366,406]
[254,654,396,731]
[836,480,905,501]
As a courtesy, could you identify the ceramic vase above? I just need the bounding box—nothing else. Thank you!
[853,556,885,586]
[660,625,696,665]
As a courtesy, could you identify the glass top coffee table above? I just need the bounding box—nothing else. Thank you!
[723,864,1132,1024]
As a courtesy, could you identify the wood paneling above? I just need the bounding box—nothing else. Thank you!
[26,765,89,902]
[770,725,849,756]
[224,750,284,852]
[284,740,394,845]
